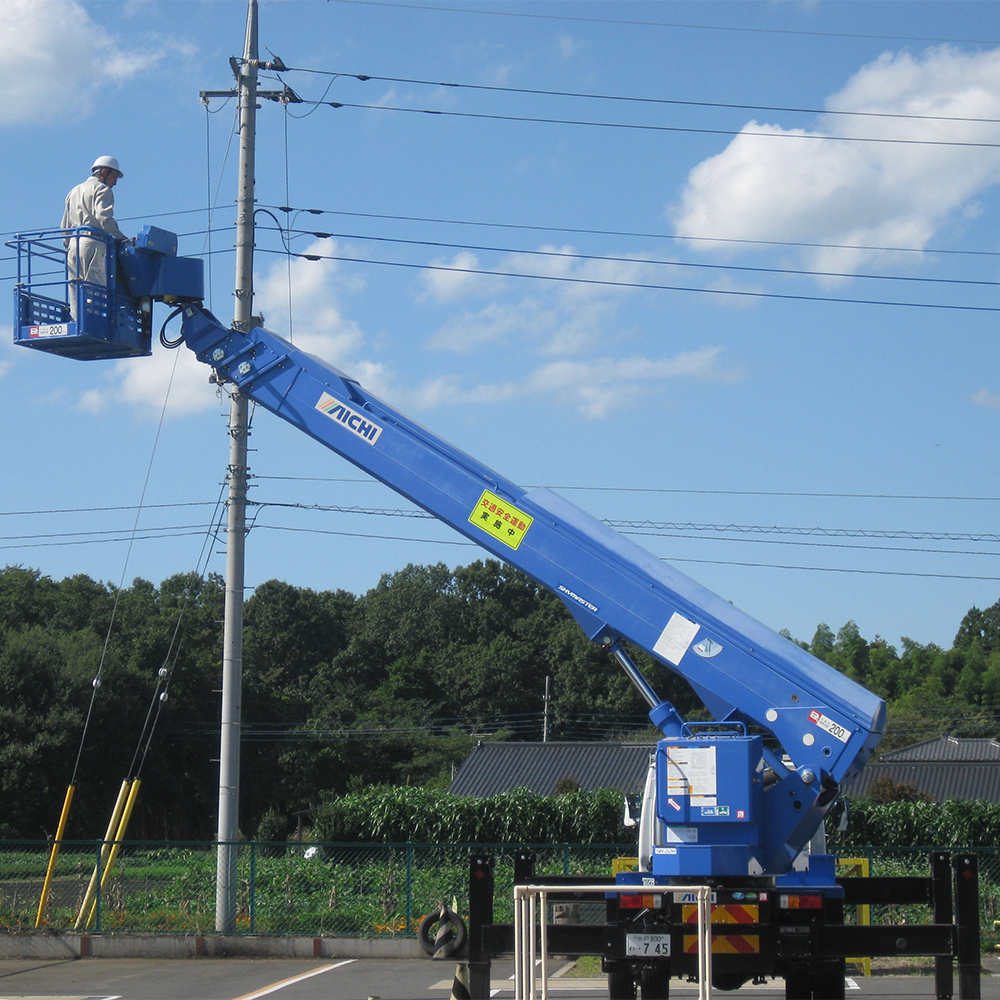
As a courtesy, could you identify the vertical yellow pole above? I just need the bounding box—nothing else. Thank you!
[35,784,75,928]
[74,779,130,930]
[838,857,872,977]
[81,779,141,930]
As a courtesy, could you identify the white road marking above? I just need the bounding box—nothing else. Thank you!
[230,959,357,1000]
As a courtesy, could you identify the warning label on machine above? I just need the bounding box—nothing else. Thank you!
[654,612,700,666]
[664,745,718,803]
[469,490,533,550]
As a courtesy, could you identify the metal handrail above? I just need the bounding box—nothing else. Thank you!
[512,881,712,1000]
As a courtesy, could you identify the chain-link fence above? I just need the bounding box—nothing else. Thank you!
[836,848,1000,938]
[0,841,630,936]
[2,841,998,941]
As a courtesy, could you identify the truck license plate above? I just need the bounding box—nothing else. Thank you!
[626,933,671,957]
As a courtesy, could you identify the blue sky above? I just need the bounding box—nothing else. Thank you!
[1,0,999,654]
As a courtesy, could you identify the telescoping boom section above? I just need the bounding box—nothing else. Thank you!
[6,211,886,878]
[177,304,886,877]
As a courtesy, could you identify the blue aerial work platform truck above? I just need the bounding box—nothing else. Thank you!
[9,228,982,1000]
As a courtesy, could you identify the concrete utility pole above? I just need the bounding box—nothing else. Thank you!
[201,0,297,933]
[215,0,258,934]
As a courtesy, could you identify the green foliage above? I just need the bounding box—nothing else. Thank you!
[830,799,1000,849]
[866,776,933,804]
[954,598,1000,656]
[313,785,627,844]
[5,560,1000,848]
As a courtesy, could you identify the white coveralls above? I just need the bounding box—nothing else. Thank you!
[62,174,127,320]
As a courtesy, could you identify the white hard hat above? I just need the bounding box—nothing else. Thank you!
[91,156,123,178]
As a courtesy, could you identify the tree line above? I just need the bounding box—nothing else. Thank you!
[2,560,998,843]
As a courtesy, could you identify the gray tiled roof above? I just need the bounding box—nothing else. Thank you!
[879,736,1000,762]
[448,738,1000,804]
[841,761,1000,803]
[841,736,1000,803]
[448,741,654,797]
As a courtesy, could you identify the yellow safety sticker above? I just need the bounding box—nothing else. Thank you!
[469,489,533,550]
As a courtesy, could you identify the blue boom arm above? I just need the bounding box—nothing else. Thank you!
[9,226,881,872]
[177,305,886,873]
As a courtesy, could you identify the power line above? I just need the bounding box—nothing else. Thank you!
[7,201,996,267]
[254,499,1000,544]
[261,203,1000,259]
[266,223,999,291]
[8,477,996,519]
[257,245,1000,313]
[0,501,219,518]
[13,214,988,298]
[326,0,1000,46]
[8,512,988,582]
[252,474,1000,502]
[301,98,1000,149]
[281,68,1000,127]
[242,525,1000,582]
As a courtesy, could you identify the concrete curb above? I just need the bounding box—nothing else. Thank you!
[0,933,424,960]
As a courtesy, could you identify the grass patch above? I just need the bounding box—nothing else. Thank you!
[563,956,602,978]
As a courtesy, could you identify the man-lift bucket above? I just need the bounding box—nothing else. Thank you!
[8,226,203,361]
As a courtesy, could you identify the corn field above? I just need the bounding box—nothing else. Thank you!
[2,841,999,942]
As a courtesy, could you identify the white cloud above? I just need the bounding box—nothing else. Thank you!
[420,251,502,303]
[0,0,174,126]
[671,45,1000,277]
[255,239,368,366]
[77,345,218,417]
[424,246,663,356]
[972,388,1000,409]
[399,347,737,419]
[427,299,558,353]
[556,34,585,61]
[65,238,734,423]
[413,243,741,415]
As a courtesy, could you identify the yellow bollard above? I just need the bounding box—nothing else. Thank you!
[35,784,75,928]
[80,779,141,930]
[74,779,131,930]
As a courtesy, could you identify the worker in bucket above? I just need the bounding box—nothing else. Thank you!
[62,156,130,320]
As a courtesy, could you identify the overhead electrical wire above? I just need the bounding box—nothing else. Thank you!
[2,487,997,586]
[8,509,991,581]
[5,218,997,294]
[8,499,997,549]
[324,1,1000,47]
[279,67,1000,127]
[251,499,1000,544]
[256,244,999,313]
[5,205,1000,262]
[276,97,1000,149]
[238,524,1000,583]
[260,223,999,291]
[259,203,1000,259]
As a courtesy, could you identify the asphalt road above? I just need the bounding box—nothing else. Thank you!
[0,958,994,1000]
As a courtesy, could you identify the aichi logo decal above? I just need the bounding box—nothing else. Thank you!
[315,393,382,444]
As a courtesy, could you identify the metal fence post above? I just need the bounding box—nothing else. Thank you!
[468,853,495,1000]
[954,853,980,1000]
[249,840,256,933]
[405,842,414,933]
[931,851,953,999]
[94,838,103,932]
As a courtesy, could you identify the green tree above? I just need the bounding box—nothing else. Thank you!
[809,623,835,662]
[954,598,1000,656]
[833,621,869,683]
